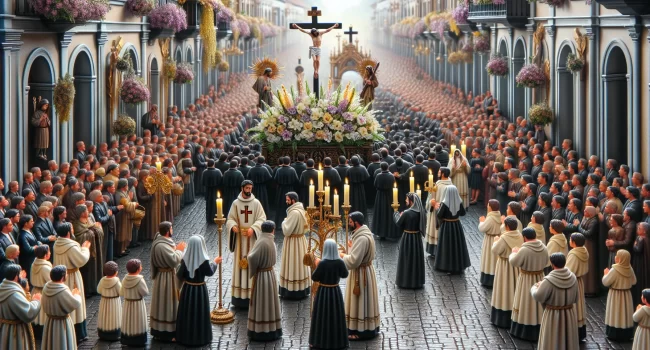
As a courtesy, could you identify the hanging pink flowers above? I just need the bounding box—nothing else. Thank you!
[120,77,150,104]
[149,4,188,32]
[486,55,509,76]
[516,64,547,88]
[29,0,110,22]
[174,63,194,84]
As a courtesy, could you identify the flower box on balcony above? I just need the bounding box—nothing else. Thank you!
[594,0,650,16]
[468,0,530,28]
[217,22,232,40]
[175,0,200,40]
[41,18,86,33]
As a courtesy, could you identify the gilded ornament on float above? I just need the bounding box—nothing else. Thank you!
[144,170,173,195]
[249,57,283,79]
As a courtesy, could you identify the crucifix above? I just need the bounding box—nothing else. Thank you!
[240,206,252,223]
[344,26,358,45]
[290,6,342,98]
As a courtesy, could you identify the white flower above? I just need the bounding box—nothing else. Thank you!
[296,103,306,112]
[267,134,281,143]
[288,119,302,130]
[318,99,328,108]
[331,120,343,131]
[300,130,313,139]
[334,131,344,142]
[358,127,368,137]
[313,121,324,129]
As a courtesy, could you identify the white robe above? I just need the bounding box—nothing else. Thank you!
[41,282,81,350]
[149,234,183,335]
[280,202,310,293]
[53,237,90,325]
[226,193,266,302]
[96,277,122,333]
[30,258,52,328]
[0,280,40,350]
[425,178,452,250]
[120,275,149,337]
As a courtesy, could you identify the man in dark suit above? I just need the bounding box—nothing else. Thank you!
[75,141,87,163]
[0,219,18,263]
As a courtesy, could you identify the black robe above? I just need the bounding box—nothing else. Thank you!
[408,164,430,203]
[222,169,245,214]
[323,167,342,211]
[394,209,425,288]
[176,260,218,347]
[291,161,307,179]
[202,168,223,223]
[496,181,509,215]
[434,204,470,273]
[247,165,272,213]
[238,165,251,179]
[215,160,230,175]
[298,168,318,208]
[334,165,350,198]
[389,162,411,211]
[136,182,152,241]
[274,166,299,225]
[309,259,349,350]
[193,153,207,196]
[348,165,370,220]
[140,111,159,136]
[372,171,400,239]
[365,162,381,208]
[632,235,650,305]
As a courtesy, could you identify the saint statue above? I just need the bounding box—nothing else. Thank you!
[291,23,339,78]
[252,68,273,111]
[31,98,51,160]
[361,65,379,110]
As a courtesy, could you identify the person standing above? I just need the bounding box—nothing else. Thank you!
[491,217,524,329]
[531,252,579,350]
[175,236,219,347]
[30,245,51,338]
[425,167,452,257]
[41,265,82,350]
[120,259,149,347]
[348,156,370,221]
[149,221,185,342]
[434,185,470,274]
[141,105,160,136]
[252,68,274,110]
[450,149,470,208]
[372,162,400,239]
[96,261,121,341]
[478,200,503,288]
[31,99,51,160]
[632,289,650,350]
[279,192,310,299]
[602,249,637,341]
[53,222,90,342]
[309,239,349,350]
[226,180,267,308]
[0,264,41,350]
[274,157,299,225]
[247,221,282,341]
[246,156,272,213]
[566,232,589,342]
[202,159,223,223]
[341,212,380,340]
[508,227,548,342]
[394,192,426,289]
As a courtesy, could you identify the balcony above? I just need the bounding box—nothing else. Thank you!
[594,0,650,16]
[468,0,530,28]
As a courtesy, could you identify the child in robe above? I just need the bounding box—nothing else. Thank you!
[97,261,122,341]
[120,259,149,347]
[566,233,589,342]
[527,212,546,244]
[30,245,51,339]
[603,249,637,341]
[547,219,568,256]
[632,288,650,350]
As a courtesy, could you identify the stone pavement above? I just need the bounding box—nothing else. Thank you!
[65,198,632,349]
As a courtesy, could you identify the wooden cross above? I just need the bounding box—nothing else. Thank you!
[345,26,358,44]
[240,205,252,223]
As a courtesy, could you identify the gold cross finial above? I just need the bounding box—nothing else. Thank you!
[308,7,321,17]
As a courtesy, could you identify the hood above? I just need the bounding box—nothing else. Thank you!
[0,280,25,303]
[569,246,589,262]
[122,274,144,289]
[549,234,567,248]
[485,211,501,225]
[287,202,305,214]
[32,258,53,276]
[236,192,256,202]
[42,281,70,297]
[54,237,79,254]
[98,276,120,290]
[501,230,524,250]
[352,225,373,240]
[544,267,578,289]
[522,239,546,253]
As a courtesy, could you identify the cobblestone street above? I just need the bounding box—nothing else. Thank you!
[74,199,632,349]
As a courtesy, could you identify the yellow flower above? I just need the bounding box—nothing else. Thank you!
[304,122,313,130]
[323,113,333,124]
[277,125,285,133]
[334,131,344,142]
[267,125,276,133]
[315,130,326,140]
[358,127,368,137]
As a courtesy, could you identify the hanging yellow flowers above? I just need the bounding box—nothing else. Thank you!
[199,0,217,72]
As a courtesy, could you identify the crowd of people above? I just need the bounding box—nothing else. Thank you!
[0,44,649,350]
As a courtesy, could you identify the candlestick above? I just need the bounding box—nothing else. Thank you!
[450,144,456,156]
[317,165,324,191]
[155,161,162,170]
[333,190,339,216]
[461,140,467,157]
[324,181,330,206]
[309,180,315,208]
[428,169,434,189]
[216,191,223,219]
[393,182,398,205]
[409,171,415,193]
[342,204,352,254]
[211,216,234,324]
[343,178,350,206]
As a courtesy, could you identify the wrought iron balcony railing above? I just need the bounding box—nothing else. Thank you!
[467,0,530,28]
[594,0,650,16]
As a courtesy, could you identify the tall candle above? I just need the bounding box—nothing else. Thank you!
[393,182,398,204]
[216,191,223,219]
[343,178,350,206]
[461,140,467,157]
[409,171,415,193]
[450,144,456,156]
[317,165,324,191]
[155,161,162,170]
[428,169,434,189]
[416,185,422,199]
[309,180,315,207]
[333,190,339,216]
[324,181,330,206]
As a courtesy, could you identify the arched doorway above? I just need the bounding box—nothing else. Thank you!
[72,50,94,147]
[185,47,193,106]
[122,49,139,121]
[149,58,160,110]
[602,45,629,164]
[512,39,526,120]
[497,40,509,119]
[27,56,55,168]
[174,49,183,110]
[556,44,576,146]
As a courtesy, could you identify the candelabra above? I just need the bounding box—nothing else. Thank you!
[210,216,235,324]
[304,191,345,268]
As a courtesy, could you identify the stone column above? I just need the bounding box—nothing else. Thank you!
[194,36,202,101]
[139,29,148,136]
[628,23,642,173]
[0,31,23,183]
[585,25,598,158]
[58,33,74,162]
[96,31,108,144]
[546,25,556,143]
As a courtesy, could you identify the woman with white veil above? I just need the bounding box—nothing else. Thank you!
[451,149,471,208]
[434,185,470,274]
[309,239,349,349]
[393,192,426,289]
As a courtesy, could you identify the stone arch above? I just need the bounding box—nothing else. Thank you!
[497,38,509,119]
[22,48,56,171]
[600,40,633,167]
[329,42,373,88]
[185,46,194,106]
[555,40,577,147]
[69,45,96,147]
[512,37,526,120]
[174,47,183,110]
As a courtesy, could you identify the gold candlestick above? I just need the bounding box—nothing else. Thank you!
[210,216,234,324]
[392,203,400,212]
[342,205,352,254]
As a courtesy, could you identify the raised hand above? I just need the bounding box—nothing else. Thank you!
[72,288,80,296]
[20,270,27,279]
[176,241,187,252]
[232,226,239,233]
[82,241,91,249]
[32,293,42,301]
[214,256,222,264]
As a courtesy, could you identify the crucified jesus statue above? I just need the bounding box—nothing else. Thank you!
[291,23,339,79]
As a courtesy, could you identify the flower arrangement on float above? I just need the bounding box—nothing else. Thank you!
[486,54,509,76]
[148,3,188,32]
[29,0,110,22]
[248,83,384,150]
[516,64,547,88]
[125,0,155,17]
[113,114,137,136]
